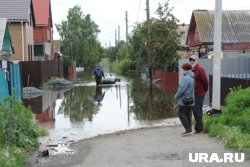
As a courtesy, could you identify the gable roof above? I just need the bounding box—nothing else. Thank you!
[0,0,32,22]
[33,0,52,26]
[0,18,14,58]
[187,10,250,44]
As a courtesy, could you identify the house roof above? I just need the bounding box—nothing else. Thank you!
[0,0,32,22]
[33,0,52,26]
[188,10,250,44]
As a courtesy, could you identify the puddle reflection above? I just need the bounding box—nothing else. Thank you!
[24,78,180,155]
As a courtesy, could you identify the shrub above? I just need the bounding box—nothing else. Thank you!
[220,87,250,133]
[203,87,250,157]
[0,95,47,166]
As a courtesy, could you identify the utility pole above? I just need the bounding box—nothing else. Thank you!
[125,11,129,56]
[118,25,120,43]
[125,11,128,43]
[212,0,222,112]
[118,25,120,62]
[146,0,152,82]
[115,29,117,47]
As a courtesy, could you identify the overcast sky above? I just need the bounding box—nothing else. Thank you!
[51,0,250,47]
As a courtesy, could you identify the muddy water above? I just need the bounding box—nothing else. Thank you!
[24,74,180,155]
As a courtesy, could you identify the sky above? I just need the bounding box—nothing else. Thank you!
[51,0,250,47]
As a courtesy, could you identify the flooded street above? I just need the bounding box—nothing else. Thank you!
[24,69,180,155]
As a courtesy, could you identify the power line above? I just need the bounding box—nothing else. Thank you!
[136,0,142,23]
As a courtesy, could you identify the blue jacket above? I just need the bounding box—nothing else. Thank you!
[175,70,195,106]
[92,67,105,78]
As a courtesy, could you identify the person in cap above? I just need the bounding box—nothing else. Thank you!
[189,54,208,133]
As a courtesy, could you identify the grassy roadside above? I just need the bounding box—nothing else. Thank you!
[0,96,47,167]
[203,87,250,159]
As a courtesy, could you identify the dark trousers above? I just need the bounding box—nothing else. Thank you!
[178,106,193,132]
[95,75,102,85]
[193,96,205,132]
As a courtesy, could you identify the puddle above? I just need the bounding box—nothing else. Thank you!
[24,73,180,156]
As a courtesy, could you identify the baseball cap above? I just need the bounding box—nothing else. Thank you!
[190,55,198,60]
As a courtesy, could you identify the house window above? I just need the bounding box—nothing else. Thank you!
[34,45,44,57]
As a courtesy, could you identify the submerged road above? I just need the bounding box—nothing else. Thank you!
[27,125,250,167]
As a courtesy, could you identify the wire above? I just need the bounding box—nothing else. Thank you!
[136,0,142,23]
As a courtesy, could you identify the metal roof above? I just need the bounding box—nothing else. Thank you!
[0,0,31,22]
[193,10,250,43]
[33,0,51,26]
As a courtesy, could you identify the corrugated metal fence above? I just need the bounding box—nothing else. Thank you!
[179,57,250,105]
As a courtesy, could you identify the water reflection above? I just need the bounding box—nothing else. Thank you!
[23,91,61,123]
[129,79,177,121]
[24,77,180,155]
[93,86,105,105]
[59,86,98,122]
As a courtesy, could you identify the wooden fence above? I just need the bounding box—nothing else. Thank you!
[20,60,63,88]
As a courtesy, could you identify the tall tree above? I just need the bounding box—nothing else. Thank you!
[129,1,180,72]
[56,5,103,66]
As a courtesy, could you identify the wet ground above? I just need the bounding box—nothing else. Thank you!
[24,69,180,156]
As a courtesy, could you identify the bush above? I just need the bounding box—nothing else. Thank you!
[119,59,135,76]
[203,87,250,156]
[0,95,47,166]
[220,87,250,133]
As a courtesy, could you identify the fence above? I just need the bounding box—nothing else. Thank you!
[178,57,250,105]
[0,62,22,101]
[209,76,250,105]
[152,71,178,93]
[20,60,63,88]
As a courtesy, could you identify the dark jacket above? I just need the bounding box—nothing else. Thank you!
[192,64,208,97]
[175,70,195,106]
[92,67,105,78]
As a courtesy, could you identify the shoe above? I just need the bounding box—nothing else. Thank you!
[194,130,203,133]
[182,131,193,137]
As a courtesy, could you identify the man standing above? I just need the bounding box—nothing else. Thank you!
[189,55,208,133]
[92,65,105,85]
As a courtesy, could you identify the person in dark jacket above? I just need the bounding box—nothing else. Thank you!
[189,54,209,133]
[92,65,105,85]
[175,63,195,137]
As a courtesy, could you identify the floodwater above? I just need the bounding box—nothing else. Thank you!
[23,70,180,156]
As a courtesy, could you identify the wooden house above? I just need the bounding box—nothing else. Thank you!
[33,0,53,61]
[186,10,250,58]
[0,0,35,61]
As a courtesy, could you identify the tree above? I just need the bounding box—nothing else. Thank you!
[129,1,180,72]
[56,5,103,66]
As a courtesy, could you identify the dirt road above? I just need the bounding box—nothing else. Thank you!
[27,125,249,167]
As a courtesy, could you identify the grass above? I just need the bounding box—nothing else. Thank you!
[0,95,48,167]
[203,87,250,159]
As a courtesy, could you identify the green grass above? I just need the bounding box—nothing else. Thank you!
[0,95,47,167]
[203,87,250,159]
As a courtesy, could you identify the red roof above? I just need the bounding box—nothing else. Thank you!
[33,0,51,26]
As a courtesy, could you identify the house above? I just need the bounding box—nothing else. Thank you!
[186,10,250,58]
[33,0,53,61]
[0,0,35,62]
[0,18,14,61]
